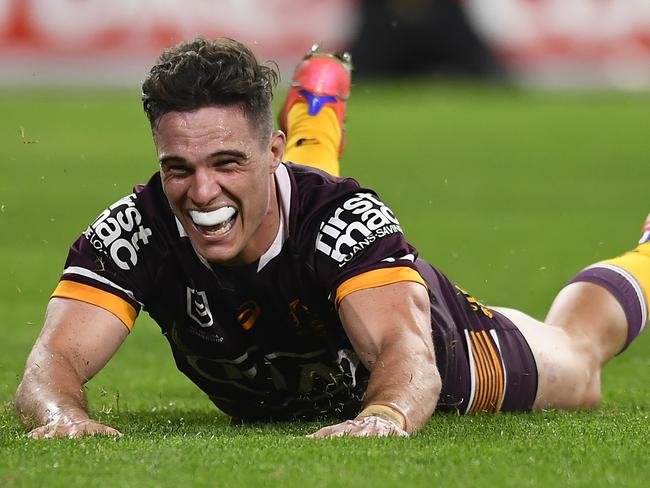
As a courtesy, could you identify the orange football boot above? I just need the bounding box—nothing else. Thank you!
[640,213,650,244]
[279,44,352,156]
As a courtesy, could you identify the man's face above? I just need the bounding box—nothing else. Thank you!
[155,105,285,265]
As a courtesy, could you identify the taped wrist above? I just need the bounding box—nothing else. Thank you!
[356,401,408,432]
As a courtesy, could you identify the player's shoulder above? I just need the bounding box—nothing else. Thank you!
[283,163,403,257]
[82,172,172,271]
[284,162,364,218]
[284,161,393,216]
[286,160,358,187]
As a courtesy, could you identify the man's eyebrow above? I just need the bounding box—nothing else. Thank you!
[207,149,248,160]
[159,150,248,165]
[159,155,186,166]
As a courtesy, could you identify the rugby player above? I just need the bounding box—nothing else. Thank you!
[15,37,649,439]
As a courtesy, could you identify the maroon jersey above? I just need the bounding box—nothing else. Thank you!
[53,163,537,419]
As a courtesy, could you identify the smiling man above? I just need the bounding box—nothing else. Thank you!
[15,38,649,439]
[157,106,283,266]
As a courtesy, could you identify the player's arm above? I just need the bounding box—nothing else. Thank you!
[14,297,128,439]
[308,280,440,438]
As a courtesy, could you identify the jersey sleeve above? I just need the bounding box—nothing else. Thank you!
[312,190,427,305]
[51,193,155,331]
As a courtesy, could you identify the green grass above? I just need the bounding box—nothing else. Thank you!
[1,84,649,487]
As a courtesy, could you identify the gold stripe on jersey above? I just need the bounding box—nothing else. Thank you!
[51,280,137,330]
[482,331,506,411]
[335,266,427,306]
[466,330,504,413]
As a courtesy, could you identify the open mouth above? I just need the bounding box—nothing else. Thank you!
[189,206,238,236]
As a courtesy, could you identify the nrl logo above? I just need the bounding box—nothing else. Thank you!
[186,287,214,327]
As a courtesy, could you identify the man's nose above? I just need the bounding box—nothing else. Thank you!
[188,167,222,207]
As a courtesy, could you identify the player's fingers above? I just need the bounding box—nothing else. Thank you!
[27,420,122,439]
[96,426,123,438]
[332,417,408,438]
[306,425,341,438]
[306,420,355,438]
[64,420,122,438]
[31,424,64,439]
[359,416,409,437]
[67,423,122,439]
[27,426,49,439]
[28,424,70,439]
[310,429,347,439]
[307,417,408,438]
[337,420,386,437]
[88,425,122,437]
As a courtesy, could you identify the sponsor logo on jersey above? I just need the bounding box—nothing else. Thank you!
[185,347,362,399]
[288,298,326,335]
[315,192,403,266]
[456,286,494,319]
[84,194,153,271]
[237,301,261,331]
[186,287,214,328]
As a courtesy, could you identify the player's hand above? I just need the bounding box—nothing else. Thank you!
[28,419,123,439]
[307,415,409,438]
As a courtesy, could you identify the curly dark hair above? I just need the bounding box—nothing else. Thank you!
[142,37,279,139]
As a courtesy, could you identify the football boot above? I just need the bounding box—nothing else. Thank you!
[279,44,352,155]
[639,213,650,244]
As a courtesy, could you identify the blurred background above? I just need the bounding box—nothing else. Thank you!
[2,0,650,88]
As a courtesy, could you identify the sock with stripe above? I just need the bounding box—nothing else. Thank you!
[283,103,341,177]
[570,241,650,351]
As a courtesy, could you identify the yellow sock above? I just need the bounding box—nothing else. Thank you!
[602,242,650,303]
[590,241,650,348]
[284,103,341,176]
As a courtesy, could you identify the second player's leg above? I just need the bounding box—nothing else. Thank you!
[496,216,650,411]
[544,281,628,365]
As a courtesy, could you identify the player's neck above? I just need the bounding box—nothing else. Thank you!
[237,178,282,267]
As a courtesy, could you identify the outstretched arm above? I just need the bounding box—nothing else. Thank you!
[15,297,128,439]
[309,280,441,438]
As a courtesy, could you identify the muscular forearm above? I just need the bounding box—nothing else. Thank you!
[308,335,441,439]
[360,339,441,433]
[15,299,126,438]
[15,347,90,429]
[333,281,441,437]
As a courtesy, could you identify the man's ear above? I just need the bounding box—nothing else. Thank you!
[269,130,286,172]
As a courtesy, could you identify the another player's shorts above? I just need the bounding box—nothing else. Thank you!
[416,261,538,414]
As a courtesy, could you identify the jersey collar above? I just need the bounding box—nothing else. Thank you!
[257,163,291,272]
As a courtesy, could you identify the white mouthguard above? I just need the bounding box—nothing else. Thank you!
[189,207,236,227]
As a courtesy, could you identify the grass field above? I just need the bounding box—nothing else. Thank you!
[0,83,649,487]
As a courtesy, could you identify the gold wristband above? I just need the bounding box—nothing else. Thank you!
[356,401,408,432]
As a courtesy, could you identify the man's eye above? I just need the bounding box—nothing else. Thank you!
[165,165,190,176]
[213,160,239,171]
